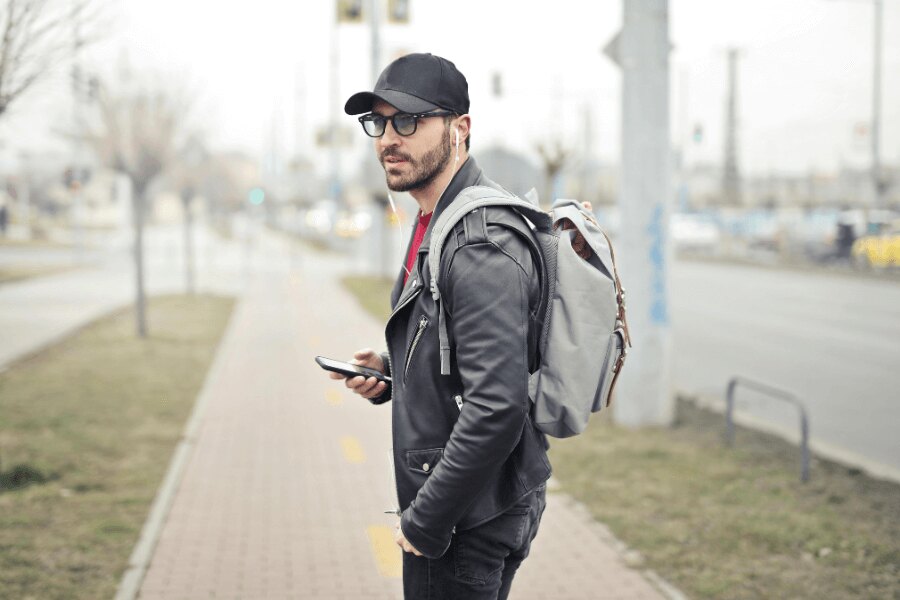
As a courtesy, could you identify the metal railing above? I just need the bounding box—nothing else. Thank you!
[725,377,811,482]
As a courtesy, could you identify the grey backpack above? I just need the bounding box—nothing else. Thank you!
[428,185,631,438]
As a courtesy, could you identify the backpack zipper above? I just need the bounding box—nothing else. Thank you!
[404,316,429,382]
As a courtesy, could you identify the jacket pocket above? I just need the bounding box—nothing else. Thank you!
[406,447,443,475]
[403,315,429,382]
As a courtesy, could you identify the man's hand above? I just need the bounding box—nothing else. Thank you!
[327,348,388,399]
[556,201,595,260]
[394,524,423,556]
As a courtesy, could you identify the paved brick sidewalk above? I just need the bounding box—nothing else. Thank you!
[133,237,672,600]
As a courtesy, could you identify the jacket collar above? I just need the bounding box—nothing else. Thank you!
[390,156,490,307]
[418,155,488,255]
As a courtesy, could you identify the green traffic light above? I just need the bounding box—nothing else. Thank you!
[249,188,265,205]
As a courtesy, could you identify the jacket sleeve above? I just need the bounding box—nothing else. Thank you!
[400,236,534,558]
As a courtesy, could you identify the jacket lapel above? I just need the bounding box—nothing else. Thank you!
[388,156,491,312]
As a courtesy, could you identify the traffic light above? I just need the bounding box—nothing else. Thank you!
[337,0,364,23]
[388,0,410,23]
[492,72,503,98]
[248,188,265,205]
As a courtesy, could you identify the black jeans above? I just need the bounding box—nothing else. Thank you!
[402,485,547,600]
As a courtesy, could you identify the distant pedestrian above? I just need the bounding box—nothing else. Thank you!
[0,202,8,237]
[324,53,549,599]
[835,221,856,261]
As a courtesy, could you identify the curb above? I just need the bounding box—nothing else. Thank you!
[548,482,689,600]
[682,392,900,485]
[114,295,245,600]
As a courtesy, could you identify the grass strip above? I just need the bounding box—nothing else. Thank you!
[550,401,900,600]
[0,265,79,286]
[340,273,900,600]
[0,294,235,599]
[0,238,72,249]
[341,275,394,321]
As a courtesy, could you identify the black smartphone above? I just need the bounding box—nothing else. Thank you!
[315,356,392,383]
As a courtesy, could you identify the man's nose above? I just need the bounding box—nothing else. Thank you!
[379,119,402,148]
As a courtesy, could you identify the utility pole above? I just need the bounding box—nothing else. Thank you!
[723,48,742,206]
[370,0,381,85]
[829,0,886,210]
[329,8,342,204]
[872,0,884,209]
[604,0,673,427]
[71,15,85,261]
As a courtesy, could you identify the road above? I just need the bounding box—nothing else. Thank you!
[671,259,900,477]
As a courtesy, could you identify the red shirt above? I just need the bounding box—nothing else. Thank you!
[404,211,433,285]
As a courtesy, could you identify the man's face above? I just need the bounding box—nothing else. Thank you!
[372,100,452,193]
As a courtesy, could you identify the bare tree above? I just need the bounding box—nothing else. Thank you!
[87,73,193,337]
[0,0,101,119]
[536,140,570,207]
[171,135,208,296]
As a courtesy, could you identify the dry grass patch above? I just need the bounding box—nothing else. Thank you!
[549,401,900,600]
[0,294,235,599]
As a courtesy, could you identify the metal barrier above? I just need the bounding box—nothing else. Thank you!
[725,377,811,482]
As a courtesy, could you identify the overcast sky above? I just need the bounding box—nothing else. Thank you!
[3,0,899,177]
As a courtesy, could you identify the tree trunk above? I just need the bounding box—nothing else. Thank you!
[133,190,147,338]
[182,192,195,295]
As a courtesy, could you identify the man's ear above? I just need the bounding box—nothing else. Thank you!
[455,114,471,146]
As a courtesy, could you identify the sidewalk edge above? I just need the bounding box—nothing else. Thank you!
[554,491,690,600]
[114,295,245,600]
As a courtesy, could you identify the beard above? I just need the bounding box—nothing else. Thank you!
[380,127,452,192]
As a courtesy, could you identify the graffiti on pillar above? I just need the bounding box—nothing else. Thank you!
[646,202,669,325]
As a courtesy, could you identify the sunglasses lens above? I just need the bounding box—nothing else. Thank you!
[361,116,385,137]
[394,114,417,135]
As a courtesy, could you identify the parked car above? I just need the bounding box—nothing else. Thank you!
[670,213,720,253]
[852,219,900,268]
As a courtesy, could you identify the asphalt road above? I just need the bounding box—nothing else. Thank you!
[671,259,900,476]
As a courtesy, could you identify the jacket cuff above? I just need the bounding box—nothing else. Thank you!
[380,352,391,377]
[366,351,392,404]
[368,381,391,405]
[400,504,452,559]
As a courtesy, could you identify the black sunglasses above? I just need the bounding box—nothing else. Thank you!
[358,110,456,137]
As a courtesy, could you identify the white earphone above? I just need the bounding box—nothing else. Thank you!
[454,128,460,163]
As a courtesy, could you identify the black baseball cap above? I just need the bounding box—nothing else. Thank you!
[344,53,469,116]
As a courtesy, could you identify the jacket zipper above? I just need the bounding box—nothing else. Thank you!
[404,316,429,382]
[385,277,422,395]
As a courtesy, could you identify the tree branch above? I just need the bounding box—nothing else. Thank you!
[0,0,103,118]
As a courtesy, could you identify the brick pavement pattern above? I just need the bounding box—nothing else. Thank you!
[137,238,667,600]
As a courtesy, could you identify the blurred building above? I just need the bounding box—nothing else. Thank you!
[681,163,900,210]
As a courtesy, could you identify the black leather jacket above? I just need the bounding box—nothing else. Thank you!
[372,157,552,559]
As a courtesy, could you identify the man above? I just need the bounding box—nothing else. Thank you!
[330,53,550,599]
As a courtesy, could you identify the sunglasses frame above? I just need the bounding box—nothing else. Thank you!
[358,110,457,138]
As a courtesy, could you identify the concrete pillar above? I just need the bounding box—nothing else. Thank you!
[609,0,674,426]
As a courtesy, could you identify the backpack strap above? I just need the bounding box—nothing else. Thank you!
[429,186,551,375]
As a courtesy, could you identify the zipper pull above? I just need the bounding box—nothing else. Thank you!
[454,395,463,410]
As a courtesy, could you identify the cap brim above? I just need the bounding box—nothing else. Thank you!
[344,89,440,115]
